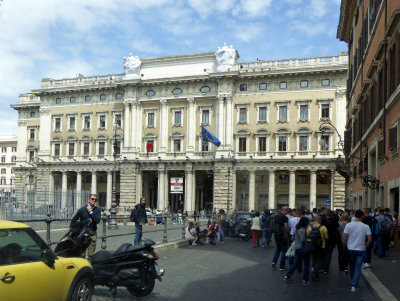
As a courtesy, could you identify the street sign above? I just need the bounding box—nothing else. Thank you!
[170,177,184,194]
[326,198,331,205]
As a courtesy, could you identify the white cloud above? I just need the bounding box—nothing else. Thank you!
[233,0,273,17]
[308,0,328,19]
[235,23,264,42]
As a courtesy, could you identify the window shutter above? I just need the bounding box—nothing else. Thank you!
[344,130,351,156]
[389,127,398,151]
[378,139,385,158]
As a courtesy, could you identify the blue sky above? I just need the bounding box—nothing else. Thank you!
[0,0,346,136]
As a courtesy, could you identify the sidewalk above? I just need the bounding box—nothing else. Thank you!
[363,248,400,301]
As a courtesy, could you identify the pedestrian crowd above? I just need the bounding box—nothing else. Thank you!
[258,205,398,292]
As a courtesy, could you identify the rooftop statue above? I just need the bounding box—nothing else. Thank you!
[123,53,141,79]
[215,43,238,72]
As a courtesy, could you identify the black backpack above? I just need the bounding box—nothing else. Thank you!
[304,225,323,253]
[130,207,138,223]
[271,215,280,234]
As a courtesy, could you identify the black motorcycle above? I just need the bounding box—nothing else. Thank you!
[54,226,165,297]
[227,220,252,241]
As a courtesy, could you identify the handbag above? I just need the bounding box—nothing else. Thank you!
[285,241,296,258]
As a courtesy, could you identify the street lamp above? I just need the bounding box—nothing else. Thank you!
[108,123,119,229]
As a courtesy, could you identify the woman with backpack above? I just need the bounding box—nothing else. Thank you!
[284,217,309,283]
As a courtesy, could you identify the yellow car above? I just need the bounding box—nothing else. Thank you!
[0,220,94,301]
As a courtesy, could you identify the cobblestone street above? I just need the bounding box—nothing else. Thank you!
[92,238,375,301]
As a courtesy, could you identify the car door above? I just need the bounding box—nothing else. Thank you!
[0,228,66,301]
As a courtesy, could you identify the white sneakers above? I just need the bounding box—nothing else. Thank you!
[362,263,371,269]
[351,287,356,292]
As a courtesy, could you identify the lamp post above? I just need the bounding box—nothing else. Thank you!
[108,123,118,230]
[227,167,231,213]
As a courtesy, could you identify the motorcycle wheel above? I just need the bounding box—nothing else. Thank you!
[240,231,251,241]
[127,272,155,297]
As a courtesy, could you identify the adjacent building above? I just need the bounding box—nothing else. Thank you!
[0,135,17,188]
[337,0,400,211]
[11,45,348,212]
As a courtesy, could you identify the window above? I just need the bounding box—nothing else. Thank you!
[114,114,122,127]
[83,142,90,156]
[202,110,209,125]
[173,140,181,152]
[172,88,182,95]
[278,174,289,184]
[115,93,123,100]
[300,80,308,88]
[200,86,210,93]
[70,97,76,103]
[115,140,121,155]
[297,175,309,184]
[29,151,34,162]
[259,137,267,152]
[259,107,267,121]
[239,84,247,91]
[56,97,61,104]
[1,147,6,153]
[83,116,91,130]
[174,111,182,126]
[320,135,329,151]
[279,82,287,89]
[201,141,209,152]
[100,94,106,101]
[99,115,106,128]
[239,108,247,123]
[146,90,155,97]
[148,113,155,127]
[317,174,328,184]
[259,83,267,90]
[12,147,16,152]
[11,156,16,162]
[1,169,6,174]
[239,137,246,152]
[0,178,5,185]
[99,142,105,155]
[146,140,154,153]
[300,105,308,121]
[1,156,5,163]
[10,179,14,185]
[279,106,287,122]
[321,79,330,86]
[321,104,330,119]
[69,116,76,130]
[68,143,75,156]
[278,136,287,151]
[85,95,91,102]
[29,128,35,140]
[299,136,308,151]
[54,144,60,157]
[55,118,61,131]
[30,111,36,118]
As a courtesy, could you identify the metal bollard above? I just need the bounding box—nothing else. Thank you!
[45,213,52,246]
[182,217,186,240]
[163,215,168,243]
[101,211,107,250]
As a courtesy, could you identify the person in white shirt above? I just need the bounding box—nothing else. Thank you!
[344,209,372,292]
[288,211,301,239]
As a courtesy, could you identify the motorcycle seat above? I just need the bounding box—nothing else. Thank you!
[91,250,113,264]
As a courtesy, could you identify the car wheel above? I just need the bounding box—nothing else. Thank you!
[70,275,93,301]
[127,272,155,297]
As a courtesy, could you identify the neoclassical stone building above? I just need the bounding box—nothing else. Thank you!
[12,45,348,212]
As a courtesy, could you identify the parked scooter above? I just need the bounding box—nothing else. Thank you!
[54,225,165,297]
[228,220,252,241]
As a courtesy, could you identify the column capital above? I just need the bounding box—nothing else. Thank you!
[289,169,296,174]
[160,99,168,106]
[310,169,317,174]
[39,107,51,116]
[268,169,275,173]
[187,97,195,105]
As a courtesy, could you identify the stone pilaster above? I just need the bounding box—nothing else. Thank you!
[213,161,233,210]
[119,165,137,208]
[333,171,346,209]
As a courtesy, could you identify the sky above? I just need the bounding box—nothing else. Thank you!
[0,0,346,136]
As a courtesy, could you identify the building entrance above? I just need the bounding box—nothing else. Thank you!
[168,170,185,213]
[195,170,213,212]
[142,171,158,210]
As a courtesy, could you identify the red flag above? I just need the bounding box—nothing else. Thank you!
[146,141,153,152]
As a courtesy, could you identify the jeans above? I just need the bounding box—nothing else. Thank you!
[286,248,303,278]
[312,248,325,277]
[303,253,311,282]
[322,243,335,271]
[364,244,372,263]
[376,235,386,256]
[220,226,225,241]
[337,240,349,271]
[134,224,143,245]
[348,250,365,288]
[262,229,272,247]
[272,234,288,269]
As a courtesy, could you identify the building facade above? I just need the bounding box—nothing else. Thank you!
[11,45,348,213]
[338,0,400,211]
[0,136,17,187]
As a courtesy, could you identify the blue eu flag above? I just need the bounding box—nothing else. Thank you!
[201,125,221,147]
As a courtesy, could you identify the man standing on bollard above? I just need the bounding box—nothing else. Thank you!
[70,194,101,262]
[131,197,148,245]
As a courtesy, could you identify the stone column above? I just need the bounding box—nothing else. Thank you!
[310,170,317,210]
[330,170,335,208]
[289,170,296,209]
[160,99,168,153]
[185,163,193,212]
[76,171,82,210]
[49,172,54,204]
[130,99,138,151]
[107,171,112,209]
[187,98,195,152]
[136,168,142,201]
[191,169,196,212]
[157,165,165,210]
[17,120,27,163]
[123,100,131,148]
[268,170,275,209]
[61,172,68,209]
[136,101,142,153]
[249,170,255,211]
[217,96,225,146]
[91,172,97,195]
[225,96,233,149]
[231,169,236,212]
